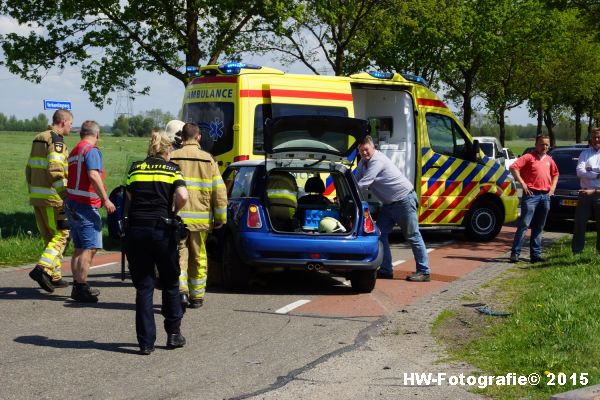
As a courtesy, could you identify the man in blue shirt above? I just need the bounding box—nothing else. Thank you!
[355,136,431,282]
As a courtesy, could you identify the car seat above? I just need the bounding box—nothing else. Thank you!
[298,176,331,206]
[266,171,298,230]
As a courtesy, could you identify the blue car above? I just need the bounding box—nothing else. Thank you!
[207,116,382,292]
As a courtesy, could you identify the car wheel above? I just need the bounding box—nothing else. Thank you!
[350,269,376,293]
[464,199,502,242]
[222,237,252,291]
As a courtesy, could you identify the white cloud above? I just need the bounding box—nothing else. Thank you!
[0,15,43,36]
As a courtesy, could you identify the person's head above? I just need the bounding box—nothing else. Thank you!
[534,135,551,155]
[590,128,600,150]
[181,122,201,141]
[79,120,100,142]
[358,135,376,162]
[147,130,173,160]
[51,109,73,135]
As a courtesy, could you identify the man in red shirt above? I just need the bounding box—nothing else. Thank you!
[509,135,559,263]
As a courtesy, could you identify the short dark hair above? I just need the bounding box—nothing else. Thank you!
[52,109,73,125]
[181,122,200,140]
[359,135,374,147]
[535,134,550,144]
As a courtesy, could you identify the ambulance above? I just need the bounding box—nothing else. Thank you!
[181,62,518,241]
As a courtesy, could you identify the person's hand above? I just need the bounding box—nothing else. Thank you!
[104,199,116,214]
[523,186,533,196]
[213,222,224,229]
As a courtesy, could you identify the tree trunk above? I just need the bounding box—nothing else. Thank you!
[462,79,473,132]
[536,100,543,136]
[544,109,555,147]
[574,104,582,143]
[498,105,506,147]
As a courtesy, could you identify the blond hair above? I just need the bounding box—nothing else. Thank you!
[147,130,172,157]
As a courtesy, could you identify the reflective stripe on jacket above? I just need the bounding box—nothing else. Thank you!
[171,141,227,231]
[67,140,104,207]
[25,129,68,207]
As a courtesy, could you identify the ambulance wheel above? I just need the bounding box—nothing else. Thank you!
[222,237,251,291]
[464,199,502,242]
[350,269,377,293]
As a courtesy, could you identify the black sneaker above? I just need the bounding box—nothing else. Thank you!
[139,346,155,355]
[189,298,204,309]
[51,278,70,288]
[29,265,54,293]
[406,272,431,282]
[71,284,99,303]
[166,333,186,349]
[509,253,519,263]
[530,256,546,264]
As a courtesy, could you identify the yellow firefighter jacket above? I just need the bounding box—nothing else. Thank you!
[26,129,68,207]
[171,140,227,231]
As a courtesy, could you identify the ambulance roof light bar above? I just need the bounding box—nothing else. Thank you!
[368,71,395,79]
[400,73,428,86]
[186,65,199,77]
[218,62,262,75]
[367,70,428,86]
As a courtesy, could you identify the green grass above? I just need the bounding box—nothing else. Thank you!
[506,139,583,157]
[0,131,147,266]
[437,234,600,399]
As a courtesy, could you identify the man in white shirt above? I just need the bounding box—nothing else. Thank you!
[573,128,600,254]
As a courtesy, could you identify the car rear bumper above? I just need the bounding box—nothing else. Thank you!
[239,232,382,272]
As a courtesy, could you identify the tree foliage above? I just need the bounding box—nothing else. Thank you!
[0,113,48,132]
[0,0,295,108]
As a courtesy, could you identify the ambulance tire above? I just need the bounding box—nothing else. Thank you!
[464,199,502,242]
[350,269,377,293]
[222,237,251,291]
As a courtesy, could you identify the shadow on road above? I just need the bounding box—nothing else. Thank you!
[14,335,140,354]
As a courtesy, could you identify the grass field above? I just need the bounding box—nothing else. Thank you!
[0,131,148,265]
[433,234,600,399]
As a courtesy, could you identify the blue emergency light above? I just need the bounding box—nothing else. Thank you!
[186,66,199,77]
[368,71,395,79]
[401,73,428,86]
[218,62,262,75]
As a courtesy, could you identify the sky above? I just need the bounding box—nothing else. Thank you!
[0,16,535,128]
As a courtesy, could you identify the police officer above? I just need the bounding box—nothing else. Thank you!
[170,122,227,309]
[125,131,189,355]
[26,109,72,292]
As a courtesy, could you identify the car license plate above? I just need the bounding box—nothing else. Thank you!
[560,199,578,207]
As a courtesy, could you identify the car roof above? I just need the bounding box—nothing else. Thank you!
[228,159,264,168]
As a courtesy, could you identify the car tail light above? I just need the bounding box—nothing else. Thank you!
[363,209,375,234]
[247,204,262,228]
[234,155,250,162]
[309,253,321,259]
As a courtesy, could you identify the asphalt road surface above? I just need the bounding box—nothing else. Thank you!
[1,228,514,400]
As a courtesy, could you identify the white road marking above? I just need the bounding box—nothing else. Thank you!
[275,299,311,314]
[90,262,117,270]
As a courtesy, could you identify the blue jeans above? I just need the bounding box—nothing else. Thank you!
[377,191,430,275]
[511,193,550,258]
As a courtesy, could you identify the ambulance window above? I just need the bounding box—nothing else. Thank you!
[182,102,234,156]
[253,104,348,155]
[426,114,470,160]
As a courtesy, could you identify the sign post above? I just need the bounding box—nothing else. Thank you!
[43,100,72,110]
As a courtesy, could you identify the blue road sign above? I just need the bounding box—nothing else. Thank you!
[43,100,72,110]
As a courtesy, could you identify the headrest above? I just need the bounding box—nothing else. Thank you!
[305,176,325,194]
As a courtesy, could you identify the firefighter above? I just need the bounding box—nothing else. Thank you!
[170,122,227,309]
[26,109,72,292]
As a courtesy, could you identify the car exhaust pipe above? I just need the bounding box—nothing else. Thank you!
[306,263,315,271]
[313,263,322,271]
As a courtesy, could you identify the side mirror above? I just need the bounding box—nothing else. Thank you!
[471,139,482,163]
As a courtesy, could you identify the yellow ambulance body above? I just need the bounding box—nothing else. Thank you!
[182,63,518,241]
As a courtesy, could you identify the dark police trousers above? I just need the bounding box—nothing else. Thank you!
[126,226,183,348]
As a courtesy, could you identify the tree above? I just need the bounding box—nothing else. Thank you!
[0,0,295,108]
[255,0,388,75]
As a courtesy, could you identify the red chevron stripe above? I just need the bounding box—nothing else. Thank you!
[433,209,453,223]
[449,210,467,223]
[419,208,435,222]
[423,180,443,197]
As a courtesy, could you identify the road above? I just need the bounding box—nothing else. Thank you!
[0,227,517,400]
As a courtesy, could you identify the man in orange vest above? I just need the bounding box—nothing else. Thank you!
[26,109,72,292]
[65,120,115,302]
